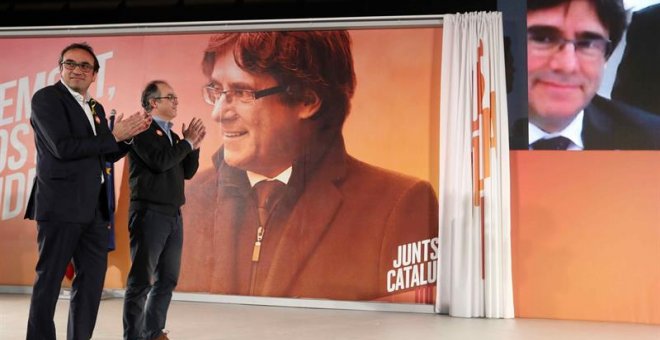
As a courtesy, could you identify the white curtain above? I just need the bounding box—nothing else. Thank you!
[436,12,514,318]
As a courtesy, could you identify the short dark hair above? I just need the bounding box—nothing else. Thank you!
[527,0,626,56]
[141,80,167,112]
[59,42,100,72]
[201,31,356,132]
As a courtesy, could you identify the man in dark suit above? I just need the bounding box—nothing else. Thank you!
[611,3,660,117]
[25,42,151,340]
[521,0,660,150]
[122,81,205,340]
[180,31,438,302]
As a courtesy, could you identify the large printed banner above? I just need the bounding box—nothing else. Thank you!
[0,27,442,304]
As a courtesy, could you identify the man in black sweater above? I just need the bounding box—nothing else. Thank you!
[123,80,205,340]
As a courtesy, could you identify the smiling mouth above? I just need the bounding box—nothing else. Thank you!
[543,80,578,87]
[224,131,247,138]
[536,78,581,90]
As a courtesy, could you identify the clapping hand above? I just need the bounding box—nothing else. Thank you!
[112,111,152,142]
[182,117,206,150]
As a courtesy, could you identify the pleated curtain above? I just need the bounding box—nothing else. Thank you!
[436,12,514,318]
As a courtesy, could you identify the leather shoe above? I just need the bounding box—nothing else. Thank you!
[148,332,170,340]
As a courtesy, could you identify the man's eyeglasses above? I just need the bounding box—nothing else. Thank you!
[527,31,612,59]
[203,84,287,105]
[154,95,178,103]
[60,61,95,73]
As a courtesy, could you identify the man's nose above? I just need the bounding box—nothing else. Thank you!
[549,43,579,73]
[210,96,236,122]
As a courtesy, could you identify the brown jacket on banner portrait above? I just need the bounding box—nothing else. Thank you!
[179,134,439,302]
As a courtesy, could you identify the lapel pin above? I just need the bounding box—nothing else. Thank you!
[94,116,101,125]
[156,130,163,136]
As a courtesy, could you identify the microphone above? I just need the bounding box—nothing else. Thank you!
[109,109,116,131]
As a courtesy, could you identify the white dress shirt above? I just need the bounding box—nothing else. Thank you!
[529,111,585,150]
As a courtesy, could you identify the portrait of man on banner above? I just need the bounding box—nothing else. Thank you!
[180,30,440,302]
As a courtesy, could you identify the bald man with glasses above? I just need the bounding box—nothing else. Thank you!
[122,80,205,340]
[517,0,660,150]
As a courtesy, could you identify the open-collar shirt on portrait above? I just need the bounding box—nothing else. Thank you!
[247,167,292,188]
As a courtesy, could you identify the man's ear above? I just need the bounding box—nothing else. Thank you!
[298,90,321,119]
[149,98,158,111]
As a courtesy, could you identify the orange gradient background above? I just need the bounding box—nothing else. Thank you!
[0,28,441,295]
[511,151,660,324]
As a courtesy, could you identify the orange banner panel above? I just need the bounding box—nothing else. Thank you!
[0,27,441,304]
[511,151,660,324]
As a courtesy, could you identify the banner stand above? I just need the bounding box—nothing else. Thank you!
[0,286,434,313]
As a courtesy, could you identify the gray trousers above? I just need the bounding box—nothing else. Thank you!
[123,209,183,340]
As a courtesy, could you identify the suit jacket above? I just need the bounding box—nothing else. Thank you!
[582,95,660,150]
[128,121,200,216]
[611,3,660,117]
[180,135,439,301]
[511,95,660,150]
[25,81,129,223]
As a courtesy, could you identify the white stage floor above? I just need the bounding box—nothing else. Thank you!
[1,294,658,340]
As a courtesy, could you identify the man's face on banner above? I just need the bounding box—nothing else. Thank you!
[527,0,609,132]
[208,50,309,177]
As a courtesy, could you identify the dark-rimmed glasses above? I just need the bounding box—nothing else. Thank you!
[527,31,611,59]
[203,84,286,105]
[154,95,178,103]
[60,61,95,73]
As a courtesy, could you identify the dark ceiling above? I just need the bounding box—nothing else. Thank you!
[0,0,497,27]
